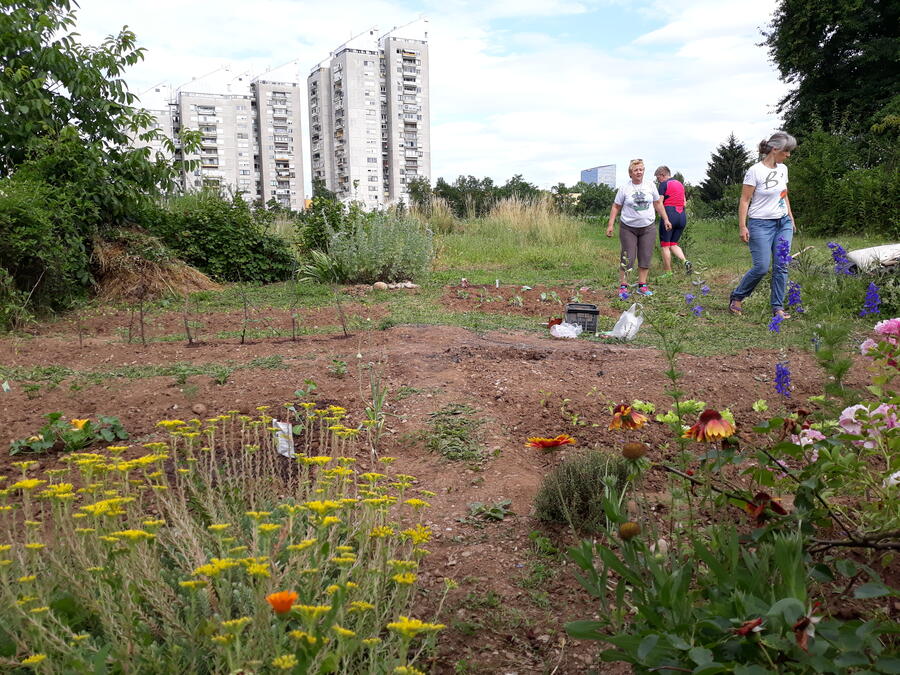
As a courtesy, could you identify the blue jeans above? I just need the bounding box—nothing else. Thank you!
[730,215,794,311]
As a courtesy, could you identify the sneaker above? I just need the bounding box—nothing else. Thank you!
[636,283,653,297]
[618,284,629,300]
[684,260,693,275]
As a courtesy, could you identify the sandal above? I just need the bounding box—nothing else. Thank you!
[774,309,791,320]
[636,283,653,297]
[729,301,743,316]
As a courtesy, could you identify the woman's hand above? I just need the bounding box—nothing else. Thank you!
[664,220,672,231]
[606,224,614,237]
[739,225,750,243]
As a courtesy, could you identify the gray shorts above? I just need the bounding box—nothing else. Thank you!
[619,223,655,271]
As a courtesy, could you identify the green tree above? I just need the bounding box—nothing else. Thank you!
[405,176,432,210]
[496,174,540,201]
[764,0,900,137]
[698,134,753,203]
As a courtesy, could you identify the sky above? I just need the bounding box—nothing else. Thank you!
[75,0,788,195]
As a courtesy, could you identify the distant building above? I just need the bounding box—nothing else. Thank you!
[133,80,305,210]
[309,27,430,208]
[580,164,616,189]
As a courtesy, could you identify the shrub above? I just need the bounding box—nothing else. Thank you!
[324,210,433,284]
[148,191,295,282]
[533,449,630,532]
[296,195,351,253]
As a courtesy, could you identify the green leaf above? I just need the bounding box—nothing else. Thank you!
[692,664,727,675]
[637,634,659,661]
[854,582,893,599]
[689,646,714,665]
[875,657,900,674]
[565,620,606,640]
[666,633,691,650]
[767,597,805,624]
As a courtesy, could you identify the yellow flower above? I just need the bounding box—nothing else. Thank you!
[80,496,134,517]
[362,637,382,646]
[0,505,12,512]
[221,616,252,631]
[86,567,104,573]
[401,524,432,546]
[0,544,10,552]
[106,445,129,453]
[21,654,47,665]
[193,558,240,577]
[0,559,13,566]
[349,601,375,613]
[228,545,249,554]
[17,575,37,583]
[24,543,44,550]
[387,616,446,639]
[70,418,90,430]
[321,516,341,527]
[392,572,417,585]
[332,624,356,638]
[111,529,155,542]
[287,539,316,552]
[12,461,38,471]
[303,500,341,515]
[394,667,426,675]
[359,472,386,482]
[272,654,299,670]
[10,479,46,491]
[207,523,231,532]
[279,504,305,515]
[330,556,356,566]
[156,420,186,430]
[75,528,96,534]
[289,629,319,645]
[294,604,332,621]
[179,580,206,589]
[258,523,281,534]
[211,634,235,645]
[142,519,165,528]
[245,562,270,578]
[388,559,418,571]
[404,498,430,510]
[370,525,394,538]
[30,606,49,614]
[244,510,272,521]
[303,456,332,465]
[24,520,41,528]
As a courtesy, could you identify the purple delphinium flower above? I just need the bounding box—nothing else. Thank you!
[827,242,854,275]
[786,281,804,313]
[775,361,791,398]
[684,293,695,304]
[700,285,710,296]
[768,314,784,333]
[776,237,792,267]
[692,305,703,317]
[860,282,881,317]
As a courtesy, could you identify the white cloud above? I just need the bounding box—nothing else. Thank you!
[74,0,788,193]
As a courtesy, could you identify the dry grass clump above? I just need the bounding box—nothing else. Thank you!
[485,196,582,246]
[92,229,219,302]
[411,196,457,234]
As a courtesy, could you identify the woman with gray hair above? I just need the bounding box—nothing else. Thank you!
[729,131,798,319]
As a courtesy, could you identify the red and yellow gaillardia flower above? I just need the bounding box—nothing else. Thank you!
[524,434,576,449]
[608,404,648,430]
[682,409,735,442]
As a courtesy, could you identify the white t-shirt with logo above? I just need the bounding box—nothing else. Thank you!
[744,162,789,219]
[614,181,660,228]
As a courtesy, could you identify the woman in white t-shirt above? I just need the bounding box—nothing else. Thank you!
[606,159,672,298]
[729,131,798,319]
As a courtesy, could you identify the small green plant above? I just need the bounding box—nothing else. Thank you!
[327,357,348,378]
[210,364,233,385]
[466,499,514,522]
[539,290,561,304]
[424,403,485,462]
[294,378,318,399]
[533,449,631,532]
[10,412,128,455]
[508,294,524,307]
[463,589,503,609]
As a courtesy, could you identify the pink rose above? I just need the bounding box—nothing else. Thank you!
[873,318,900,336]
[860,338,878,356]
[839,404,868,435]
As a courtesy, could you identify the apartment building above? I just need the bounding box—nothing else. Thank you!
[308,29,430,207]
[580,164,617,189]
[139,80,305,210]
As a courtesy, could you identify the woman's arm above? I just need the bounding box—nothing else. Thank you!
[738,184,755,243]
[654,198,672,230]
[606,203,622,237]
[784,192,796,232]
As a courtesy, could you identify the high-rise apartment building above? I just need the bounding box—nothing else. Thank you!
[308,29,430,207]
[580,164,617,189]
[137,80,304,210]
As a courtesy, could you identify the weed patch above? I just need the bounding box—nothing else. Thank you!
[424,403,485,462]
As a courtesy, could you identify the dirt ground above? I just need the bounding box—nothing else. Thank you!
[0,285,873,674]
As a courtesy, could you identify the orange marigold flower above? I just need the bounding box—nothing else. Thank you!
[524,434,576,449]
[682,409,735,442]
[608,404,648,430]
[266,590,299,615]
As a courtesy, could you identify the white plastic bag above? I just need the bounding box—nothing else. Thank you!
[273,420,296,458]
[604,303,644,340]
[550,321,583,338]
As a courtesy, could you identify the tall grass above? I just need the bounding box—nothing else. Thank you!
[410,197,457,235]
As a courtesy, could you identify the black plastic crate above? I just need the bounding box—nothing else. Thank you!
[564,302,599,333]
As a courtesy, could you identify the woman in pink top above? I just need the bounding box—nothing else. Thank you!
[654,166,691,275]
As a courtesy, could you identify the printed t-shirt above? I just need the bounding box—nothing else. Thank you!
[658,178,685,213]
[743,162,789,219]
[615,181,660,228]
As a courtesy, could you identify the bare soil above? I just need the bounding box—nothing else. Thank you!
[0,286,877,674]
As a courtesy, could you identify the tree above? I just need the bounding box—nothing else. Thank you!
[405,176,432,211]
[698,134,753,203]
[763,0,899,137]
[496,174,540,201]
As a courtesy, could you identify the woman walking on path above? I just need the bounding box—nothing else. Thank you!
[607,159,672,298]
[729,131,798,319]
[654,166,691,276]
